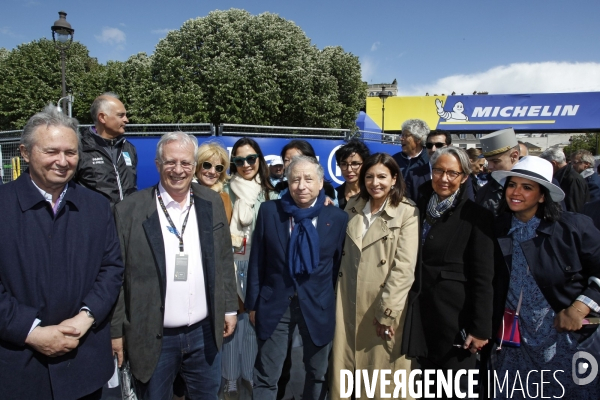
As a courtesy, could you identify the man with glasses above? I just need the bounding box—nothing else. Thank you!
[392,119,431,179]
[111,132,238,399]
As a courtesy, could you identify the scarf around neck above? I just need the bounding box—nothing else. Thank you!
[280,189,325,277]
[426,188,461,219]
[230,173,262,248]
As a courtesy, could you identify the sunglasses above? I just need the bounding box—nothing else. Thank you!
[201,161,224,173]
[231,154,259,167]
[425,142,446,149]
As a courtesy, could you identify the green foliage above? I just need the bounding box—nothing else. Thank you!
[0,39,103,129]
[563,133,600,157]
[0,9,364,130]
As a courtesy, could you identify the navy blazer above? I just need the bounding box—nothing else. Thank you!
[583,199,600,230]
[245,200,348,347]
[0,173,123,400]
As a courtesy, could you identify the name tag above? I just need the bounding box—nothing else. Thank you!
[174,254,188,281]
[123,152,133,167]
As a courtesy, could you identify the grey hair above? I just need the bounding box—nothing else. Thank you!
[21,104,80,151]
[430,147,472,176]
[155,132,199,162]
[572,149,595,165]
[285,155,324,182]
[90,92,120,124]
[539,148,566,164]
[401,119,430,143]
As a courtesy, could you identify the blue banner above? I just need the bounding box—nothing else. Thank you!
[433,92,600,131]
[129,136,401,190]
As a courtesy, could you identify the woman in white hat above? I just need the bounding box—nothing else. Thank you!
[489,156,600,399]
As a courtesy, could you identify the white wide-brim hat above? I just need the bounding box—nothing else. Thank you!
[492,156,565,202]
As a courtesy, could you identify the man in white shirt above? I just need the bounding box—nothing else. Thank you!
[112,132,237,399]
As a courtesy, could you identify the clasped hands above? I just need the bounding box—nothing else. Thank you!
[24,310,94,358]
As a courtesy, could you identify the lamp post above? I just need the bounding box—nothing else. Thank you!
[51,11,74,115]
[378,86,389,133]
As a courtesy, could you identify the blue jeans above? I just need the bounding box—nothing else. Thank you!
[254,296,331,400]
[137,319,221,400]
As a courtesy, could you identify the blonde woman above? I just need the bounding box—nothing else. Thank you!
[195,142,233,224]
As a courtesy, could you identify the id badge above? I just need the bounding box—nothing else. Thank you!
[122,152,133,167]
[174,253,188,281]
[234,237,247,255]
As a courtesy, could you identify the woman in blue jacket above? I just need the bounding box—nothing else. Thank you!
[490,156,600,399]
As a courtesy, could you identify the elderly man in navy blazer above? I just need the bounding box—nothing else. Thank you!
[246,155,348,399]
[0,106,123,400]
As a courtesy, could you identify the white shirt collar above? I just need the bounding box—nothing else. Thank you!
[157,182,191,209]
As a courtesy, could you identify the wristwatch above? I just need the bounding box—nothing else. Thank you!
[84,309,96,327]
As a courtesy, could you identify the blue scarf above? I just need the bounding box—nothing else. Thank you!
[280,189,325,277]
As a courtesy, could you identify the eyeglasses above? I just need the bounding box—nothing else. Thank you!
[161,160,196,171]
[425,142,446,150]
[338,161,363,170]
[201,161,225,173]
[432,168,463,181]
[232,154,259,167]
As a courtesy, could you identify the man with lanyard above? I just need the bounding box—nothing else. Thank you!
[111,132,237,399]
[74,92,137,209]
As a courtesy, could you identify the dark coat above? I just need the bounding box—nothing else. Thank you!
[583,199,600,230]
[584,172,600,203]
[402,182,495,362]
[245,200,347,347]
[555,163,589,212]
[74,127,138,208]
[405,162,476,203]
[112,183,237,383]
[475,176,504,216]
[0,173,123,400]
[392,149,429,179]
[491,211,600,333]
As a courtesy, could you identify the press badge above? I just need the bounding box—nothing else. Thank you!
[122,152,133,167]
[174,253,188,281]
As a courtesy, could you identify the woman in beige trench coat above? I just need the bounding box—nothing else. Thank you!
[331,153,420,400]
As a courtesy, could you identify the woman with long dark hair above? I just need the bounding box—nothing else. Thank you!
[334,139,371,210]
[221,137,278,396]
[489,156,600,399]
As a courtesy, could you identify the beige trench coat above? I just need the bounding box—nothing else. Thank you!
[330,196,420,400]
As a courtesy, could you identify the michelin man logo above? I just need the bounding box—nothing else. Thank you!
[435,99,469,122]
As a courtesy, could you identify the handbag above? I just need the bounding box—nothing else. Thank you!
[497,287,523,350]
[119,360,138,400]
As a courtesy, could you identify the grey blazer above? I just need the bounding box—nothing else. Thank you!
[112,183,237,383]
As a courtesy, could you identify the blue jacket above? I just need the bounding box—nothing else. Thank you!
[245,200,347,346]
[0,173,123,400]
[585,172,600,203]
[392,149,429,179]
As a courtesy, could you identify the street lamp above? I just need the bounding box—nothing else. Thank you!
[378,86,389,133]
[51,11,74,115]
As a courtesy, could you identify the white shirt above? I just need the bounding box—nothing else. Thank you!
[156,183,208,328]
[361,198,388,237]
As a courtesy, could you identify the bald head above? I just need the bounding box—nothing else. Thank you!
[90,93,129,139]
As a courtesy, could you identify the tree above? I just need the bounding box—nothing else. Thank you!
[0,39,104,130]
[563,133,600,158]
[142,9,363,128]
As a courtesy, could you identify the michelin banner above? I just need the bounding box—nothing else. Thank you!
[130,136,400,190]
[366,92,600,131]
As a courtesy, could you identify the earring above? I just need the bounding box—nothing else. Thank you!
[391,185,395,189]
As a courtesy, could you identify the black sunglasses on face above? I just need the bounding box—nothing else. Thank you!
[232,154,259,167]
[425,142,446,149]
[201,161,224,173]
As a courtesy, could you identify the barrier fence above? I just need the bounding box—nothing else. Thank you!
[0,123,392,184]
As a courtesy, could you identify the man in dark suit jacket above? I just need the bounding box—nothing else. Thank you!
[111,132,237,399]
[246,155,347,400]
[0,106,123,400]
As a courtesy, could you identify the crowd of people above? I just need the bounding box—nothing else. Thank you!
[0,96,599,400]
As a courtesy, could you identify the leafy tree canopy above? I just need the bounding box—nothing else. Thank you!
[564,132,600,157]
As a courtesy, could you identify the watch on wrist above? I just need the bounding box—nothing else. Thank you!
[85,309,95,323]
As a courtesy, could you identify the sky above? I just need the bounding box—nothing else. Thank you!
[1,0,600,96]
